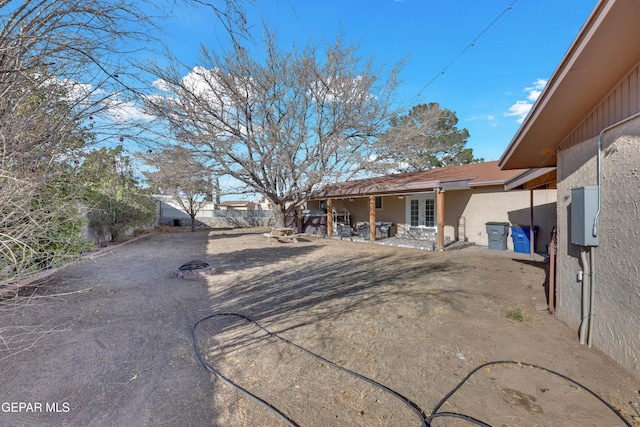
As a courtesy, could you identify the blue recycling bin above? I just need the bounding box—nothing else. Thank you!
[511,226,538,254]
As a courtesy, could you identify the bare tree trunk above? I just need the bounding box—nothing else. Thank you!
[214,177,222,205]
[272,204,287,229]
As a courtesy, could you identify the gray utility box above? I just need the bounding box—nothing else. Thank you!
[486,222,510,251]
[571,186,599,247]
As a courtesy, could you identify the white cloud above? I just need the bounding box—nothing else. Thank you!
[180,66,248,107]
[41,75,98,107]
[527,89,541,102]
[505,101,532,123]
[103,96,155,123]
[42,75,153,124]
[505,79,548,123]
[152,78,171,92]
[467,114,498,127]
[525,78,547,102]
[182,66,217,97]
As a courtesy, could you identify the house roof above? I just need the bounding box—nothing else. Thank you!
[499,0,640,169]
[313,161,527,199]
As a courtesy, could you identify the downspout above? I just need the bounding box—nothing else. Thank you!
[529,189,534,259]
[579,247,591,346]
[548,226,557,313]
[588,247,595,348]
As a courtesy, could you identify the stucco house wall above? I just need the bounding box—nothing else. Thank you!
[326,196,406,237]
[444,187,557,250]
[556,119,640,374]
[374,196,407,226]
[330,196,407,227]
[331,198,365,225]
[497,0,640,375]
[552,57,640,375]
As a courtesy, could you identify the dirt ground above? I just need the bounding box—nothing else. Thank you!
[1,228,638,427]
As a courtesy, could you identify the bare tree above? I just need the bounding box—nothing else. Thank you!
[140,146,216,231]
[0,0,158,286]
[142,28,405,227]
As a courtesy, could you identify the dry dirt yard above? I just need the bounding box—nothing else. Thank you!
[1,228,638,427]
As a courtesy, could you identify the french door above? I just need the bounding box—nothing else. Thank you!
[406,194,436,228]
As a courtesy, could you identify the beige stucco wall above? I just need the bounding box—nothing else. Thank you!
[444,187,557,250]
[329,196,407,229]
[556,118,640,375]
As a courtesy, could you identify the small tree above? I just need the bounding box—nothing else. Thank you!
[140,146,215,231]
[80,146,155,243]
[142,28,405,228]
[0,168,93,282]
[377,103,483,171]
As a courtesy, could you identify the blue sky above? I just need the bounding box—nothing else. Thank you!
[156,0,599,163]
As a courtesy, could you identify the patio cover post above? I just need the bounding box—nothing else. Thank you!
[297,206,302,234]
[369,196,376,241]
[529,190,534,258]
[327,199,333,237]
[437,189,445,251]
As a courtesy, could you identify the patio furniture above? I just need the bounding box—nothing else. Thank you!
[264,227,299,243]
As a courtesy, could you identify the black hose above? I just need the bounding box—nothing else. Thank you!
[425,412,492,426]
[192,312,427,427]
[193,313,634,427]
[427,360,633,427]
[192,314,299,427]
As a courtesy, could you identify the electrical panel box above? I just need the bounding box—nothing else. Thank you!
[570,186,599,246]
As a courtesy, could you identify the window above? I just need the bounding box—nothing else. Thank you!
[425,199,435,227]
[410,199,419,226]
[375,196,383,210]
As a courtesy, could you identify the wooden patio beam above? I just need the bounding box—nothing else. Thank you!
[524,169,557,190]
[327,199,333,237]
[369,196,376,242]
[437,190,445,251]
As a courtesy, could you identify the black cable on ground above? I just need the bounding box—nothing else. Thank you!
[192,314,299,427]
[426,360,633,427]
[193,312,634,427]
[426,412,492,426]
[192,312,427,427]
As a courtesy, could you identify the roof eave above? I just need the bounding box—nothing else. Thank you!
[500,0,640,170]
[504,167,557,190]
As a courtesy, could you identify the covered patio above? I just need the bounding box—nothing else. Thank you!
[306,162,556,252]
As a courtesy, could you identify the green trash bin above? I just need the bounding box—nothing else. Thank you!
[486,222,509,250]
